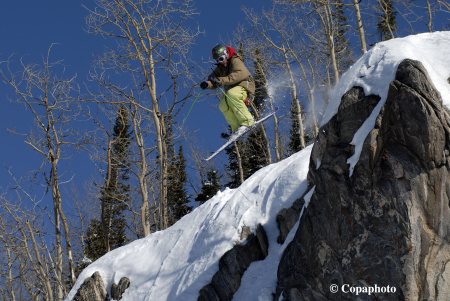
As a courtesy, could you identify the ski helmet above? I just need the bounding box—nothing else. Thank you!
[211,45,228,62]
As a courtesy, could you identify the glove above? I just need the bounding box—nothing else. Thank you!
[200,81,208,90]
[209,77,221,88]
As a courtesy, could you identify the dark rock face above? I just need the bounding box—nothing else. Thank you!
[111,277,131,300]
[277,198,305,244]
[72,272,131,301]
[276,59,450,300]
[198,224,269,301]
[73,272,108,301]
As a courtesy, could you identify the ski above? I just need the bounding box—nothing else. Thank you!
[204,107,279,161]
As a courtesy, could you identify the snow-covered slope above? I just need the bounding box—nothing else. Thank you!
[65,145,313,301]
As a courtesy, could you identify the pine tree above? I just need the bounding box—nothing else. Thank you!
[377,0,397,41]
[333,0,354,75]
[252,49,269,110]
[288,100,311,156]
[195,168,222,204]
[167,144,192,226]
[85,105,132,262]
[246,48,269,174]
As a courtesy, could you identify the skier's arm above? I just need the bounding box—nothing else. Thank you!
[216,59,250,86]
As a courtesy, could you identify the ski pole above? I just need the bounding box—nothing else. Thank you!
[218,87,251,124]
[182,90,202,128]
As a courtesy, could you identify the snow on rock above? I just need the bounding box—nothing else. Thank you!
[232,185,315,301]
[321,32,450,176]
[65,145,312,301]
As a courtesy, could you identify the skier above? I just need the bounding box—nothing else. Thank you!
[200,45,255,132]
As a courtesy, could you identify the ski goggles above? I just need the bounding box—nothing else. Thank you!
[215,55,226,63]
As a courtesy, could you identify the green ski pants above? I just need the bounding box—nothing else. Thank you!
[219,86,254,131]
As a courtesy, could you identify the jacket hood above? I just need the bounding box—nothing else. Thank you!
[226,46,237,59]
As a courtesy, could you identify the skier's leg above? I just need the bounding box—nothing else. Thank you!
[219,94,240,131]
[224,86,254,128]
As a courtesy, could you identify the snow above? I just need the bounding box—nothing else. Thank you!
[65,145,313,301]
[65,32,450,301]
[322,32,450,176]
[232,185,315,301]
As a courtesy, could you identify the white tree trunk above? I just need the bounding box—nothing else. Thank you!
[353,0,368,53]
[282,44,305,149]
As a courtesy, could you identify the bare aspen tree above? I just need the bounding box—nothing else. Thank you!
[232,24,283,162]
[85,0,199,232]
[424,0,434,32]
[0,48,87,296]
[436,0,450,13]
[281,44,306,149]
[65,184,94,272]
[0,172,94,301]
[0,221,17,301]
[281,30,321,138]
[0,188,55,301]
[315,0,341,84]
[407,0,435,32]
[280,0,367,53]
[129,93,155,234]
[396,0,450,32]
[234,142,245,184]
[242,6,318,148]
[374,0,397,40]
[352,0,368,53]
[237,16,291,158]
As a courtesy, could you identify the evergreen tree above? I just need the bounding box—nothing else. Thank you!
[252,49,269,109]
[195,168,222,204]
[333,0,354,75]
[165,113,191,226]
[377,0,397,41]
[167,144,192,226]
[85,105,132,262]
[246,48,269,174]
[288,100,311,156]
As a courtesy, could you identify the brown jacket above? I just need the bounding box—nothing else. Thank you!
[206,52,255,95]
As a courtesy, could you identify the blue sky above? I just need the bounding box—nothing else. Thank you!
[0,0,275,202]
[1,1,447,203]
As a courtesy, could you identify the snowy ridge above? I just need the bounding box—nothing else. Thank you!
[65,145,313,301]
[321,32,450,176]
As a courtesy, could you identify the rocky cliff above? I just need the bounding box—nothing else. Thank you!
[275,59,450,300]
[69,58,450,301]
